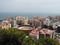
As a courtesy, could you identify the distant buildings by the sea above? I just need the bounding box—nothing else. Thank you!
[0,15,60,43]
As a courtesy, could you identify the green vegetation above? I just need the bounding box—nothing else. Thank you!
[0,28,59,45]
[55,33,60,38]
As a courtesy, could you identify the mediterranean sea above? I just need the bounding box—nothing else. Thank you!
[0,12,59,20]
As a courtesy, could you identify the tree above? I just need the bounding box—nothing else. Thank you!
[38,38,60,45]
[0,28,27,45]
[56,27,60,33]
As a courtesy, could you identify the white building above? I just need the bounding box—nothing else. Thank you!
[2,20,11,29]
[13,20,19,28]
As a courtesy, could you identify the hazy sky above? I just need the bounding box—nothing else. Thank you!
[0,0,60,14]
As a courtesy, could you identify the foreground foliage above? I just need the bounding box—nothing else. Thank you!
[0,28,59,45]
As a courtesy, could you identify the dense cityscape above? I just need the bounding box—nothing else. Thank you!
[0,16,60,45]
[1,0,60,45]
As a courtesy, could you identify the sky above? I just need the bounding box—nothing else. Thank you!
[0,0,60,14]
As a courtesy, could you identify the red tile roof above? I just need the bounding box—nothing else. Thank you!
[29,28,54,37]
